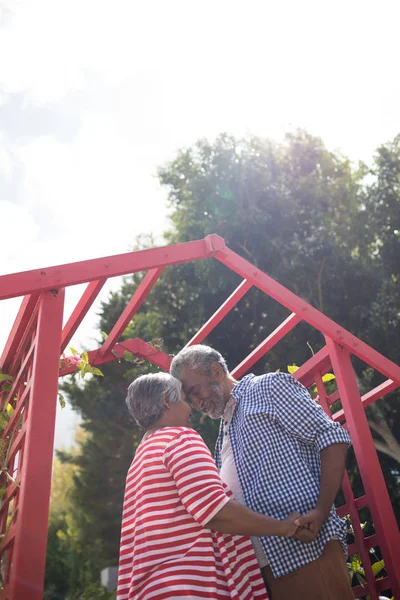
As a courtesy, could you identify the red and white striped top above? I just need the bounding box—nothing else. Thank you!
[117,427,268,600]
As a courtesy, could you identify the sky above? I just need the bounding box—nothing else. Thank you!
[1,0,399,449]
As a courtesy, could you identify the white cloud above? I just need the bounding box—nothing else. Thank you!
[0,200,39,261]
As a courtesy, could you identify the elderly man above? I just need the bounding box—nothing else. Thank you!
[170,345,353,600]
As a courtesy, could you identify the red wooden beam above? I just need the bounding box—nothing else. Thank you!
[0,235,226,301]
[99,268,164,357]
[59,337,172,377]
[216,247,400,384]
[8,290,65,600]
[185,279,252,347]
[0,294,39,371]
[61,279,107,353]
[231,313,300,379]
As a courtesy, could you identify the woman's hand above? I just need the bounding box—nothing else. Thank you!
[280,512,302,537]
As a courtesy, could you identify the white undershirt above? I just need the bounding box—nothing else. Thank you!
[219,396,269,568]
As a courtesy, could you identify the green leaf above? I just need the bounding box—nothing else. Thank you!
[58,393,66,409]
[2,383,12,393]
[287,365,299,374]
[322,373,335,382]
[6,404,14,417]
[371,559,385,577]
[0,413,9,430]
[123,351,135,362]
[92,367,104,377]
[150,337,164,350]
[101,331,109,339]
[0,486,7,500]
[69,347,78,356]
[0,373,13,383]
[82,351,89,364]
[351,555,364,575]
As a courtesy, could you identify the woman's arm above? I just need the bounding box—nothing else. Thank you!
[207,499,310,540]
[163,429,312,542]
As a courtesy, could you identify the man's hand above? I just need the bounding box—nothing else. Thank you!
[293,527,317,543]
[280,512,315,543]
[294,507,326,540]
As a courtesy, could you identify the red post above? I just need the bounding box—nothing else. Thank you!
[326,337,400,598]
[314,372,378,599]
[8,290,65,600]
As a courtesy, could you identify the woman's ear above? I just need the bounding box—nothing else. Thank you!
[162,391,170,409]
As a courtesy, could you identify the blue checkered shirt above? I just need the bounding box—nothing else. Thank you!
[215,372,351,578]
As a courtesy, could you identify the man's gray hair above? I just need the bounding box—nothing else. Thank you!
[126,372,182,429]
[170,345,229,379]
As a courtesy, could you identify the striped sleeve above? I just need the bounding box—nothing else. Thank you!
[162,429,230,526]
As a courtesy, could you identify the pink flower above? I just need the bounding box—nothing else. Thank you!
[61,353,81,368]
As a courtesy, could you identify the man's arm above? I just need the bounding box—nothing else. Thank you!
[294,443,348,537]
[264,373,351,538]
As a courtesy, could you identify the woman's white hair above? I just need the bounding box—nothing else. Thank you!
[126,372,182,429]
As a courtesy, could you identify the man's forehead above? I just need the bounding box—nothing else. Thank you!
[181,366,204,391]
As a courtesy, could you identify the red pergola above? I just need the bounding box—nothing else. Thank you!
[0,234,399,600]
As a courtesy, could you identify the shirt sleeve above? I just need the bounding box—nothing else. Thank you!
[263,373,351,451]
[162,428,230,526]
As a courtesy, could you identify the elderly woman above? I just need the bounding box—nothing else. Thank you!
[117,373,305,600]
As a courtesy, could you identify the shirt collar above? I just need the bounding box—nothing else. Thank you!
[231,374,255,402]
[223,394,237,422]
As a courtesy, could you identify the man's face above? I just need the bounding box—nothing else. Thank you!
[180,365,226,419]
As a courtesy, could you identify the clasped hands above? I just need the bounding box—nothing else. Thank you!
[282,507,326,543]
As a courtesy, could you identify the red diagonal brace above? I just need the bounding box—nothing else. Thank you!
[0,294,39,371]
[185,279,252,347]
[333,378,399,423]
[99,268,164,357]
[59,337,172,377]
[231,312,300,379]
[61,278,107,353]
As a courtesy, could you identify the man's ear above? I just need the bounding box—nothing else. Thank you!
[162,391,170,409]
[210,362,223,380]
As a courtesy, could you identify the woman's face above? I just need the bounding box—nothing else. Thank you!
[167,389,193,428]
